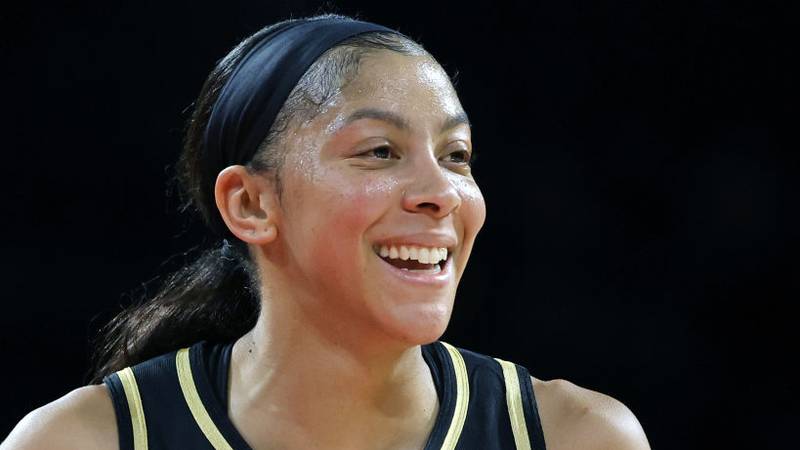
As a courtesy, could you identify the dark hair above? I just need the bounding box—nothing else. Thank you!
[88,15,427,383]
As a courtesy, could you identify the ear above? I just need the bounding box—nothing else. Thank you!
[214,165,279,245]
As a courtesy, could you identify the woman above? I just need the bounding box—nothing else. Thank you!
[3,15,650,450]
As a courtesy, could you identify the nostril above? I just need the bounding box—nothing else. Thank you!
[417,202,439,212]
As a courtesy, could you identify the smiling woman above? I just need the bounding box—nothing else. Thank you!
[3,14,649,450]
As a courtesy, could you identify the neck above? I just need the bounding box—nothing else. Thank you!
[227,280,439,449]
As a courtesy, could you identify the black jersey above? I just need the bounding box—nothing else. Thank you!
[104,340,547,450]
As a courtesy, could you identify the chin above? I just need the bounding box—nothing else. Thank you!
[377,300,453,347]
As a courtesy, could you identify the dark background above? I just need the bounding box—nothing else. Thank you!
[2,0,796,448]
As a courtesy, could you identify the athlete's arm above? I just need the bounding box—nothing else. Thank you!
[532,377,651,450]
[1,385,119,450]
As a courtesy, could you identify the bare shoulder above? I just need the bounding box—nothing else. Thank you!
[1,384,118,450]
[531,376,651,450]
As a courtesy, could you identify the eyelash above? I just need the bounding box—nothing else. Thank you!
[361,146,474,166]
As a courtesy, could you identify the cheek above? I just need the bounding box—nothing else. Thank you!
[301,172,400,267]
[324,173,400,229]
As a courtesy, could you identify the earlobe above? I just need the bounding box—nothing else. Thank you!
[255,222,278,244]
[214,165,279,245]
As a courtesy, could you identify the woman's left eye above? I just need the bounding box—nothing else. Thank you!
[443,149,473,165]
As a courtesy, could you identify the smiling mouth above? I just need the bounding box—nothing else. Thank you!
[373,244,451,272]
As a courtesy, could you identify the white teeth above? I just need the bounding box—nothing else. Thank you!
[376,244,450,265]
[419,248,430,264]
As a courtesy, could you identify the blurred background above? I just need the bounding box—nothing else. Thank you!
[1,0,796,448]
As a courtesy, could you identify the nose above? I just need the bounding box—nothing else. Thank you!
[402,160,461,219]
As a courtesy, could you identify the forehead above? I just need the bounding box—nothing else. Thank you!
[335,52,465,124]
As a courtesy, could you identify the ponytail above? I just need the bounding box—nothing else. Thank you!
[88,241,259,383]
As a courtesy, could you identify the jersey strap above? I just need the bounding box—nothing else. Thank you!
[176,347,235,450]
[494,358,547,450]
[104,344,235,450]
[439,341,470,450]
[106,367,148,450]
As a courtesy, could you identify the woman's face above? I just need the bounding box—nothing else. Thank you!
[273,51,486,346]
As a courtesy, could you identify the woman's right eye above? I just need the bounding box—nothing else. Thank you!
[362,145,394,159]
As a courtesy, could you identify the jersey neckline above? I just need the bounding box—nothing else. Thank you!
[184,340,459,450]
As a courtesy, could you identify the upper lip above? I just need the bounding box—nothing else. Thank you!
[372,233,458,250]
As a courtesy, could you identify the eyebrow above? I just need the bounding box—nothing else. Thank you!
[343,108,471,132]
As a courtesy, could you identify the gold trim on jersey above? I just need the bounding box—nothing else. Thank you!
[440,341,469,450]
[495,358,532,450]
[117,367,148,450]
[176,347,235,450]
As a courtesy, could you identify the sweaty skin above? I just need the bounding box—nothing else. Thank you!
[2,51,650,450]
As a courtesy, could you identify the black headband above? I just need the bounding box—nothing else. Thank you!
[201,16,401,234]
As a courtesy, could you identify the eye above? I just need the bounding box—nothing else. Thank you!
[443,149,474,165]
[361,145,395,160]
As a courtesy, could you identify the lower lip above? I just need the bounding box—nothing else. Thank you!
[375,252,453,287]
